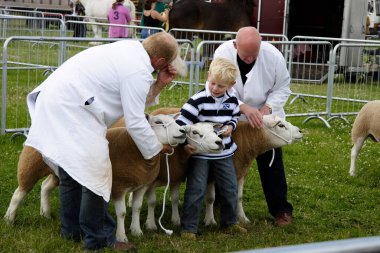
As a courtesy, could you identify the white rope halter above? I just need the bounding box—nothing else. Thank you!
[150,119,178,147]
[264,123,293,167]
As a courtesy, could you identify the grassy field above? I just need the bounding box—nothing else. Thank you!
[1,111,380,252]
[1,32,380,252]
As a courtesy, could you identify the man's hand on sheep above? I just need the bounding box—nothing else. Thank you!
[240,104,263,128]
[184,144,197,155]
[160,144,174,154]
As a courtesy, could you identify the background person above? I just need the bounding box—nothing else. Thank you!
[25,32,179,251]
[140,0,169,39]
[214,26,293,226]
[107,0,132,38]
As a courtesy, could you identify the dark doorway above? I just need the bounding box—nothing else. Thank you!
[287,0,345,39]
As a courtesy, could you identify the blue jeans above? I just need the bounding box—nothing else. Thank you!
[59,167,116,250]
[181,156,238,233]
[140,28,159,39]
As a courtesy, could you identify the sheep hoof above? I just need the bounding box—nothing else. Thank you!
[145,222,157,231]
[4,215,15,225]
[239,216,251,224]
[204,219,217,226]
[171,218,180,226]
[40,210,51,219]
[130,228,143,237]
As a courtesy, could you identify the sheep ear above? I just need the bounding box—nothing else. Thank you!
[145,114,150,121]
[168,112,181,120]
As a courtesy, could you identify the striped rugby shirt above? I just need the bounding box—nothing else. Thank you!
[176,82,240,159]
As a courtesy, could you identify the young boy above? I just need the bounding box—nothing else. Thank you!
[177,57,247,239]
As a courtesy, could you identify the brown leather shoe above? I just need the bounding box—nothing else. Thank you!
[112,241,137,252]
[274,212,292,226]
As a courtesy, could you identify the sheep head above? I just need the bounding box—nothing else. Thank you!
[184,122,224,153]
[263,115,303,147]
[148,114,186,145]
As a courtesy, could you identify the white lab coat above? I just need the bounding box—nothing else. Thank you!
[25,40,162,202]
[214,40,291,119]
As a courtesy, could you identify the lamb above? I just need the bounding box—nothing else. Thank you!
[350,100,380,177]
[137,107,303,227]
[4,113,186,230]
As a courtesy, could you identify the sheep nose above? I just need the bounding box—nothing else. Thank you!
[215,140,224,149]
[179,129,185,134]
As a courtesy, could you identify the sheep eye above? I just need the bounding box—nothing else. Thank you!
[192,130,199,135]
[278,123,285,128]
[155,120,163,124]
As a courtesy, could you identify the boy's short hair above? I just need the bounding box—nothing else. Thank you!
[209,57,240,85]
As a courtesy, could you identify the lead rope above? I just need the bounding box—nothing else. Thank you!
[158,147,175,235]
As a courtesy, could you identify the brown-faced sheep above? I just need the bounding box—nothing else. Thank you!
[4,114,186,245]
[204,114,303,225]
[350,100,380,176]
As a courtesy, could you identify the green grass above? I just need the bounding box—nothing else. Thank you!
[1,33,380,252]
[1,113,380,252]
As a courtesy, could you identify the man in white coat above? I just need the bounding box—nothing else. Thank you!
[214,26,293,226]
[25,32,179,251]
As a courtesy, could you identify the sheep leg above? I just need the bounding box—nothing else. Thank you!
[145,184,158,231]
[237,177,250,223]
[130,186,148,236]
[114,189,129,243]
[40,174,59,218]
[350,137,366,176]
[4,187,27,224]
[204,182,217,226]
[170,183,181,226]
[127,192,133,207]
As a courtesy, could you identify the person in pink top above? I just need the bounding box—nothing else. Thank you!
[107,0,132,38]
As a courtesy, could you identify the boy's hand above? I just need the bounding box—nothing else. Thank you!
[221,125,233,137]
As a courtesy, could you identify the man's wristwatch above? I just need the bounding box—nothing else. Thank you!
[265,104,272,114]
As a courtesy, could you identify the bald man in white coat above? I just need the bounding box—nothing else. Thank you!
[214,27,293,226]
[25,32,179,251]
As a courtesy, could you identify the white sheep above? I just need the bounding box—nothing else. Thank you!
[135,121,225,234]
[136,108,303,227]
[4,113,186,237]
[350,100,380,177]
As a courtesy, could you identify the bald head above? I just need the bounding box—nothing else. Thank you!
[234,26,261,64]
[143,32,179,67]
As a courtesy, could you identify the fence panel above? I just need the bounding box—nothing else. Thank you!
[326,42,380,122]
[1,36,195,136]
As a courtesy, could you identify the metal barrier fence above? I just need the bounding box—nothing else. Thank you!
[0,15,65,38]
[2,14,380,134]
[1,36,194,136]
